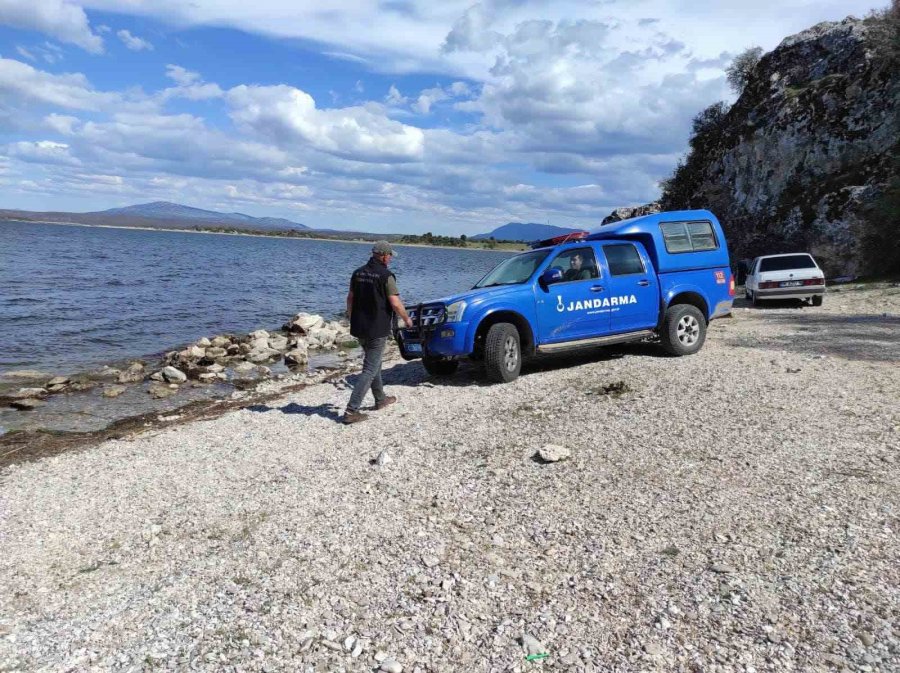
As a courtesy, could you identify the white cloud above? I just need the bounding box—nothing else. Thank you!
[15,45,36,61]
[43,112,81,135]
[0,57,117,110]
[413,86,447,115]
[227,84,425,163]
[117,29,153,51]
[0,0,103,53]
[160,65,222,101]
[385,84,407,105]
[5,140,82,165]
[165,64,200,86]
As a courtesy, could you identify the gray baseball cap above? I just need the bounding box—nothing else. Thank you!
[372,240,396,256]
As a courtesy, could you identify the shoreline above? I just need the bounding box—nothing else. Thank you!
[0,218,526,252]
[0,309,366,441]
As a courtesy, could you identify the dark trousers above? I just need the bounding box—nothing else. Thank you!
[347,336,388,411]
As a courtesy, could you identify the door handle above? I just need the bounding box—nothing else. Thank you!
[590,285,604,292]
[637,279,650,287]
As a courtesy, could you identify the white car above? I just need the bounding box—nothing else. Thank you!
[745,253,826,306]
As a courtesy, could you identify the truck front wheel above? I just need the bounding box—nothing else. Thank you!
[660,304,707,356]
[422,356,459,377]
[484,322,521,383]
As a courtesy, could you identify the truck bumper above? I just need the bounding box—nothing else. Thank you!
[396,321,471,359]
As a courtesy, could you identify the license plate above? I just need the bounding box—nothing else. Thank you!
[780,281,803,287]
[406,342,422,353]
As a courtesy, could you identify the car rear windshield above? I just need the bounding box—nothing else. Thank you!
[759,255,817,272]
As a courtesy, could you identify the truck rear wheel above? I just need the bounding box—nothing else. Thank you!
[660,304,706,356]
[484,323,521,383]
[422,356,459,377]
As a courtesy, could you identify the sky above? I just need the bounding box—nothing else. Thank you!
[0,0,881,235]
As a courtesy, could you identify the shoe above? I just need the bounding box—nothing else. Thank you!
[343,410,369,424]
[374,395,397,410]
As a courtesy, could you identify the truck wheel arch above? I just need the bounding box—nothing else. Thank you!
[472,310,535,357]
[664,291,710,324]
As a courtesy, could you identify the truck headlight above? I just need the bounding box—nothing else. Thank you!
[445,300,467,323]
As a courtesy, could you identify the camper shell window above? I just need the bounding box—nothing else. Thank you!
[660,221,718,254]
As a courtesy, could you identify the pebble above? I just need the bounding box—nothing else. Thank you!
[522,633,545,655]
[859,632,875,647]
[537,444,571,463]
[379,659,403,673]
[376,450,392,466]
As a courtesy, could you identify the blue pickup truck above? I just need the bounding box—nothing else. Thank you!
[395,209,735,382]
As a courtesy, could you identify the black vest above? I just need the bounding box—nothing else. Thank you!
[350,257,394,339]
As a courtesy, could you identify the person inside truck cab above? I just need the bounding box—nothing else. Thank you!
[563,252,593,282]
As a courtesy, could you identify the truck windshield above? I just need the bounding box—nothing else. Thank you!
[759,255,817,272]
[474,249,550,288]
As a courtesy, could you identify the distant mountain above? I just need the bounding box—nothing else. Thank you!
[472,222,580,242]
[96,201,309,230]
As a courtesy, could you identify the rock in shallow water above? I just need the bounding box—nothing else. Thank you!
[9,398,46,410]
[149,386,175,399]
[102,385,127,399]
[13,388,47,399]
[162,366,187,383]
[117,362,145,383]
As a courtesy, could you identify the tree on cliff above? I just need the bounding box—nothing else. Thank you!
[726,47,763,94]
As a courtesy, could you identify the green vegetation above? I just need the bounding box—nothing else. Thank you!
[726,47,763,94]
[397,231,468,247]
[397,232,525,250]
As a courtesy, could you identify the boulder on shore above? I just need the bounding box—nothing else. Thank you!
[102,385,127,398]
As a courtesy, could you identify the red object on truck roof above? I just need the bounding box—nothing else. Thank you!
[530,231,589,249]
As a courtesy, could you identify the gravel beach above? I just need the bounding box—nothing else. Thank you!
[1,285,898,672]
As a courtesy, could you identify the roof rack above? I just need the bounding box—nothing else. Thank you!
[528,231,589,249]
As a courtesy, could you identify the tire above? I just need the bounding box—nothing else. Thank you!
[484,322,522,383]
[751,290,762,307]
[811,295,823,307]
[659,304,707,356]
[422,356,459,377]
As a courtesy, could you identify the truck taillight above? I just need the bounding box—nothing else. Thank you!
[728,274,735,297]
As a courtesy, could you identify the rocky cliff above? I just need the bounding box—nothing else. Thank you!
[660,10,899,276]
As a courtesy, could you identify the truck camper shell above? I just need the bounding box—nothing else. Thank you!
[586,209,729,275]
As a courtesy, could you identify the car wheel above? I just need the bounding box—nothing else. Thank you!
[811,295,823,307]
[422,356,459,377]
[745,287,752,301]
[751,291,762,307]
[660,304,707,356]
[484,322,521,383]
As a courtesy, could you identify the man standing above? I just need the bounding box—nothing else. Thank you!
[344,241,413,424]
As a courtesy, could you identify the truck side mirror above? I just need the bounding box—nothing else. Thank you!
[541,268,563,286]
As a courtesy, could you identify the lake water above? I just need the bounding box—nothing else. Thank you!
[0,221,513,376]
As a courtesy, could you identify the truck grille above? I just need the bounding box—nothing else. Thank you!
[407,304,445,328]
